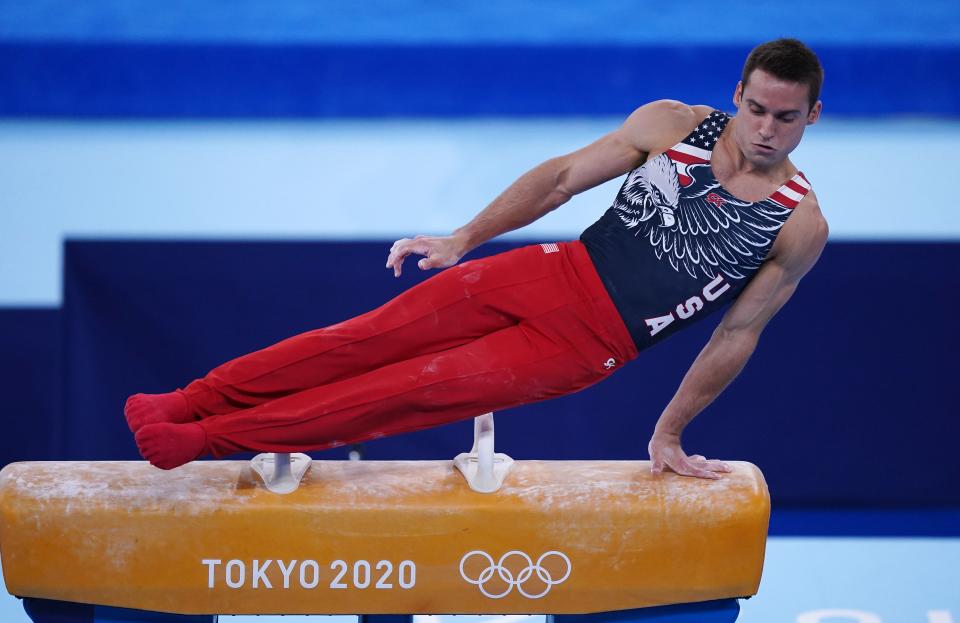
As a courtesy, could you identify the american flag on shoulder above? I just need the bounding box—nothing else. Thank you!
[667,111,725,186]
[768,171,812,209]
[666,142,712,187]
[540,242,559,254]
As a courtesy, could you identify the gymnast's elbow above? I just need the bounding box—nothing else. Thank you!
[712,323,762,357]
[546,157,576,207]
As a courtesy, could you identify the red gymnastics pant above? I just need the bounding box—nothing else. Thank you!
[178,240,639,458]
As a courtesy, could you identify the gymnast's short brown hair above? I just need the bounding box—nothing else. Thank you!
[742,38,824,111]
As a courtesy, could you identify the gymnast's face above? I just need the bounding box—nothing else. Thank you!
[731,68,821,168]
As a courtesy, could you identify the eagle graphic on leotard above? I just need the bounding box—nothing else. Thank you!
[611,153,791,281]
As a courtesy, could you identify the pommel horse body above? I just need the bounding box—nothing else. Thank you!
[0,414,769,623]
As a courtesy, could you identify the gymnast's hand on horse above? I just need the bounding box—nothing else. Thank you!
[648,432,732,480]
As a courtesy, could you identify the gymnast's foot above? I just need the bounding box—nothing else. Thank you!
[124,391,192,432]
[135,422,207,470]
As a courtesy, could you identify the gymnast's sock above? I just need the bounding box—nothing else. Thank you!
[124,391,192,432]
[135,422,207,470]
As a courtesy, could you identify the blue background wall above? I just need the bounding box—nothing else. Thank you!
[1,0,959,118]
[3,43,958,117]
[1,0,958,510]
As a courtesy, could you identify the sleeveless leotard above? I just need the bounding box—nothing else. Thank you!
[580,109,812,352]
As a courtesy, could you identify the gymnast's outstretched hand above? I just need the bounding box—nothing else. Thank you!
[386,234,467,277]
[648,432,732,480]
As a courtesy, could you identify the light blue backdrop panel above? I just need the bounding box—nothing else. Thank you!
[1,118,957,306]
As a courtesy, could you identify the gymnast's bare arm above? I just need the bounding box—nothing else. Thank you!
[648,189,829,479]
[385,99,706,276]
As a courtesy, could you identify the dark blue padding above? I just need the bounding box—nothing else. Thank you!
[22,598,217,622]
[0,43,957,117]
[92,606,215,622]
[53,239,960,507]
[23,598,93,623]
[21,597,736,622]
[770,508,960,537]
[359,615,414,623]
[547,599,740,623]
[0,308,61,461]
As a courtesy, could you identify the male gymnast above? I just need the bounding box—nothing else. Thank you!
[126,38,828,480]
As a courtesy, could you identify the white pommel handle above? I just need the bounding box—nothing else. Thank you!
[453,412,514,493]
[251,452,312,494]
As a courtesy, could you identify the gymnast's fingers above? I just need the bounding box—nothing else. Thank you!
[386,238,409,272]
[390,251,408,277]
[672,458,721,480]
[702,460,732,472]
[687,465,722,480]
[650,456,665,475]
[418,247,457,270]
[688,456,732,472]
[387,239,420,277]
[395,243,436,277]
[418,254,441,270]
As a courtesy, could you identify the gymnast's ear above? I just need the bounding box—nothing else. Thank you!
[807,100,822,125]
[732,81,744,109]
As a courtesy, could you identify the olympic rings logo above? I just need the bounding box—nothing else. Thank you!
[459,550,571,599]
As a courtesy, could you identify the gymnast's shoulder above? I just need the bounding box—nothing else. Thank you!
[794,188,828,237]
[617,100,711,155]
[771,188,829,274]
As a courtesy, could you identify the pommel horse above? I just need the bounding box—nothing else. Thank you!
[0,413,769,623]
